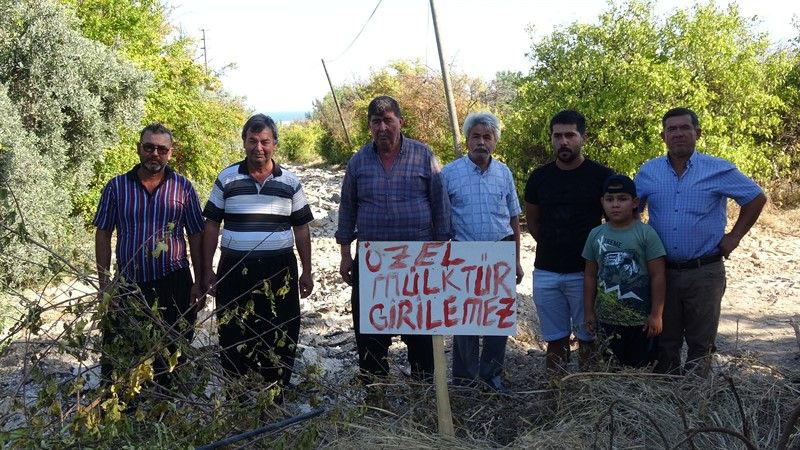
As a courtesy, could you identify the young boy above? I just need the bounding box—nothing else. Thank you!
[582,174,666,367]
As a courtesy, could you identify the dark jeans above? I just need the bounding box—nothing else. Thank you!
[598,322,658,368]
[216,251,300,386]
[452,335,507,381]
[350,257,433,379]
[101,266,196,388]
[655,261,725,376]
[451,234,514,381]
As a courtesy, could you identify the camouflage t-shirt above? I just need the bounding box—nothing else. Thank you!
[582,221,666,326]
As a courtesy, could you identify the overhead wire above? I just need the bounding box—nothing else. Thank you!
[325,0,384,63]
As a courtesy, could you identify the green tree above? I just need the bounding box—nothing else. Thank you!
[312,60,490,165]
[502,0,793,189]
[62,0,249,216]
[0,0,148,289]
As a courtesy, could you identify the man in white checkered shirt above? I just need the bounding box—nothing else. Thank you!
[441,112,523,394]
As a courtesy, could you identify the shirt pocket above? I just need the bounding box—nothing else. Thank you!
[485,183,508,217]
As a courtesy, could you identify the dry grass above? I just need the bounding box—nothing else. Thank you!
[318,360,800,449]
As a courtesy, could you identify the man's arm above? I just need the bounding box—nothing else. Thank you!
[718,193,766,258]
[293,223,314,298]
[335,160,358,285]
[525,202,540,241]
[187,231,204,308]
[510,215,523,285]
[201,219,221,294]
[645,257,666,338]
[430,160,451,241]
[95,228,113,291]
[335,161,357,246]
[582,259,598,335]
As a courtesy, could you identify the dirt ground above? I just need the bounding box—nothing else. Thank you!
[2,163,799,441]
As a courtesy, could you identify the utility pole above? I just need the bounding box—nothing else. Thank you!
[321,59,352,149]
[200,28,208,74]
[428,4,458,437]
[430,0,461,159]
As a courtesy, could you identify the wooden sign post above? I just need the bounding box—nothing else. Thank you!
[358,241,518,436]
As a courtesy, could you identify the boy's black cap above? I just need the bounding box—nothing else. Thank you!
[603,174,637,197]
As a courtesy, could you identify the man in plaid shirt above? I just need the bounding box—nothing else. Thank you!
[336,96,450,381]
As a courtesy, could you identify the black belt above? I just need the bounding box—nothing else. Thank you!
[666,254,723,270]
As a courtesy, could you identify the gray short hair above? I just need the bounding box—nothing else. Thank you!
[462,112,501,141]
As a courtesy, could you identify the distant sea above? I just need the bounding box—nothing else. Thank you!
[267,111,310,123]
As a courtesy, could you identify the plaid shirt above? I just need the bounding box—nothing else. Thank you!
[93,165,204,283]
[335,136,450,244]
[441,156,520,241]
[635,150,763,262]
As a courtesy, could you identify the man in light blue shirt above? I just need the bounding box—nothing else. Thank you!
[441,112,523,393]
[635,107,766,376]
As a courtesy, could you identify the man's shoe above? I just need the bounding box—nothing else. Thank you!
[483,375,512,395]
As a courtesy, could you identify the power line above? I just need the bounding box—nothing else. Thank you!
[326,0,383,63]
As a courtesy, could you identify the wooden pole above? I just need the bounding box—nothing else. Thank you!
[429,0,462,159]
[432,335,454,437]
[429,0,457,438]
[321,59,352,149]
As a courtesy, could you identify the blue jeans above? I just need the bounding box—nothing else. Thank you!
[532,269,591,342]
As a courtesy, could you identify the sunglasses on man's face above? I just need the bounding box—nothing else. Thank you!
[141,143,171,155]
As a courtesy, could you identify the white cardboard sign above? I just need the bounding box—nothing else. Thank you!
[358,241,517,335]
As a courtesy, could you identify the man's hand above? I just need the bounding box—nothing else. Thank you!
[717,232,741,258]
[202,270,217,297]
[340,255,354,286]
[299,271,314,298]
[644,313,663,338]
[584,310,596,335]
[190,282,206,311]
[516,262,524,285]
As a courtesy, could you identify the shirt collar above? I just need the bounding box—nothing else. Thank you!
[238,158,283,177]
[464,154,493,173]
[665,149,698,171]
[126,164,175,184]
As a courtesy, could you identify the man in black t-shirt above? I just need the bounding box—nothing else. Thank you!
[524,110,614,378]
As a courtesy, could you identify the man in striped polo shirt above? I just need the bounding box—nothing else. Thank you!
[94,123,205,387]
[202,114,313,390]
[441,112,523,394]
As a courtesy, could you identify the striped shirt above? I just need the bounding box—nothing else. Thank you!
[203,160,313,258]
[635,150,763,262]
[93,165,204,283]
[335,136,450,244]
[441,156,520,241]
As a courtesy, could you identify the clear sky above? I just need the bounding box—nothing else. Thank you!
[169,0,798,114]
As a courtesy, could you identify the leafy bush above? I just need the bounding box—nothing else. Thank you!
[279,120,324,164]
[0,0,147,289]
